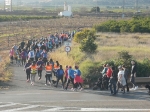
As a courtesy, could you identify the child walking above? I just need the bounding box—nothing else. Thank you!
[26,61,38,85]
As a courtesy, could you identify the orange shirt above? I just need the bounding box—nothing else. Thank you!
[31,65,37,74]
[45,65,52,71]
[54,64,59,69]
[31,65,37,70]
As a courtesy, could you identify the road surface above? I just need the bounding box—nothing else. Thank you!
[0,65,150,112]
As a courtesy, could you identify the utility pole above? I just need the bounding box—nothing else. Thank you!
[135,0,139,12]
[4,0,5,11]
[122,0,125,18]
[96,0,97,14]
[10,0,12,12]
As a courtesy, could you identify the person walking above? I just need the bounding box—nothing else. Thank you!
[24,60,31,82]
[64,65,68,85]
[45,62,53,86]
[117,66,126,94]
[53,61,60,77]
[28,49,35,62]
[74,66,83,91]
[65,66,75,90]
[55,65,64,88]
[122,65,129,92]
[101,64,108,76]
[20,40,25,49]
[106,64,113,90]
[26,61,38,85]
[35,49,41,62]
[109,74,117,95]
[41,50,48,65]
[130,60,138,90]
[36,58,44,80]
[9,47,14,64]
[20,49,27,66]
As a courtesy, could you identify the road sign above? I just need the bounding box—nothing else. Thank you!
[64,42,71,46]
[65,46,71,52]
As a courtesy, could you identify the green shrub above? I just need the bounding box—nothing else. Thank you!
[74,29,96,43]
[79,60,102,83]
[94,17,150,33]
[80,37,97,53]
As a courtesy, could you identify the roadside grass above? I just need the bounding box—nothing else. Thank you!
[50,47,75,68]
[0,52,12,82]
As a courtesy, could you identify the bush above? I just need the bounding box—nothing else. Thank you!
[94,17,150,33]
[73,28,97,53]
[137,58,150,77]
[79,51,150,86]
[0,15,58,22]
[79,60,102,85]
[80,37,97,53]
[74,29,96,43]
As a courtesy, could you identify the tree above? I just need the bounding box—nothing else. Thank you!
[80,37,97,53]
[91,7,100,13]
[118,51,132,67]
[74,29,96,43]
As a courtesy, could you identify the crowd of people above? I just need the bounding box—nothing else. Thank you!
[8,31,84,91]
[99,60,138,95]
[8,30,141,94]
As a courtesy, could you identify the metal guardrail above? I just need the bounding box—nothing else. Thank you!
[135,77,150,83]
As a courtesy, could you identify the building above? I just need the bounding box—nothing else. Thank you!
[58,2,73,17]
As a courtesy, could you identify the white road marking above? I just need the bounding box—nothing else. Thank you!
[42,107,64,111]
[0,103,17,108]
[16,93,41,95]
[81,108,150,111]
[2,105,39,112]
[31,99,147,103]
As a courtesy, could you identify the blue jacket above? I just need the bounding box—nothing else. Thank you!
[68,69,74,78]
[57,69,64,77]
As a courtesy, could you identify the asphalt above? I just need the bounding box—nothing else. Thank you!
[0,65,150,112]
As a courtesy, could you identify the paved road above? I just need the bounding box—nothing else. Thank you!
[0,65,150,112]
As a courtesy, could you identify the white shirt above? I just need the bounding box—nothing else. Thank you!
[118,70,126,86]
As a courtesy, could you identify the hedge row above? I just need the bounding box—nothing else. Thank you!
[0,15,58,22]
[78,51,150,84]
[94,17,150,33]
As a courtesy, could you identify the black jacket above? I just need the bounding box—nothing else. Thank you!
[131,64,137,74]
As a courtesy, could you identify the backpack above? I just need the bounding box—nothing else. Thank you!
[24,52,28,57]
[36,52,40,57]
[42,52,47,58]
[30,51,34,58]
[58,69,64,76]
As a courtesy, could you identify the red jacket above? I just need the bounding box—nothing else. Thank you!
[65,68,68,78]
[106,68,112,78]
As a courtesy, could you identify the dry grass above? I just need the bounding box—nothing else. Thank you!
[0,51,12,81]
[50,33,150,67]
[50,48,75,69]
[95,33,150,61]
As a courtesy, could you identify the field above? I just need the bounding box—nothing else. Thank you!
[51,32,150,65]
[0,16,123,81]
